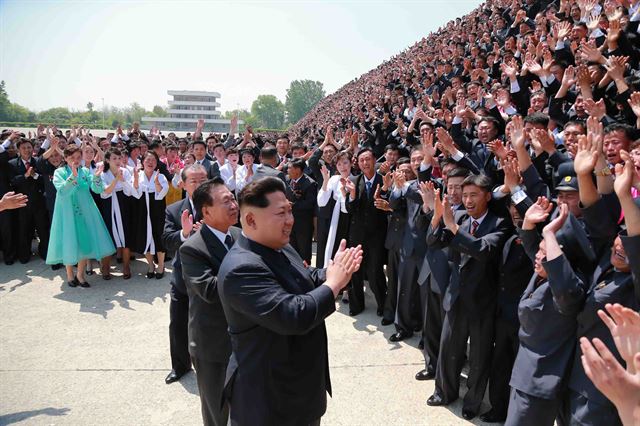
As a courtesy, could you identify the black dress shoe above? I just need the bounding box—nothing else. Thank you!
[461,409,477,420]
[380,318,393,326]
[165,370,183,384]
[389,331,412,342]
[5,259,15,266]
[415,368,435,381]
[146,271,155,279]
[376,308,384,317]
[418,339,425,350]
[155,270,165,279]
[349,308,363,317]
[426,393,447,406]
[51,263,63,271]
[19,258,29,264]
[78,281,91,288]
[67,277,79,288]
[479,410,506,423]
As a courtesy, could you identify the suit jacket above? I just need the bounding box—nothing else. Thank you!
[162,198,195,295]
[427,210,512,316]
[9,156,46,208]
[180,225,241,362]
[198,158,220,180]
[285,174,317,231]
[389,181,428,260]
[218,235,333,426]
[497,232,533,324]
[345,173,388,246]
[253,163,286,183]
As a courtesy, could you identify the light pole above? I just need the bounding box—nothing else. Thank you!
[101,98,105,129]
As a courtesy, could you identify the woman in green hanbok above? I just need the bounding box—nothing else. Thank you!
[46,144,115,287]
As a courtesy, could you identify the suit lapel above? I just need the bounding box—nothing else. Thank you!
[200,225,228,264]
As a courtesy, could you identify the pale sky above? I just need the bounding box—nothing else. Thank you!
[1,0,480,114]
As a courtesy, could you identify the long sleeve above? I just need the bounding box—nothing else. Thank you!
[543,254,587,316]
[180,243,222,303]
[448,218,512,262]
[52,168,78,197]
[155,174,169,200]
[221,262,336,336]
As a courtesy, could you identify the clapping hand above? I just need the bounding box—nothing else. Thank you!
[442,197,458,233]
[373,186,392,212]
[417,181,436,212]
[542,202,568,236]
[597,303,640,367]
[180,209,195,238]
[326,239,363,294]
[0,192,28,211]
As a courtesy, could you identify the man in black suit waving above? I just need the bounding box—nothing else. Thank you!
[180,178,241,426]
[426,174,512,420]
[161,164,208,385]
[217,177,363,426]
[345,148,388,317]
[285,158,317,264]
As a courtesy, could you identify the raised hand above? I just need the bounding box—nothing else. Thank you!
[488,139,510,161]
[530,128,556,154]
[614,152,640,196]
[442,197,457,232]
[381,172,393,191]
[320,164,330,183]
[418,181,436,212]
[574,134,599,176]
[598,303,640,367]
[627,92,640,119]
[180,209,194,238]
[604,55,628,82]
[421,129,436,162]
[508,115,526,151]
[584,99,606,121]
[70,163,78,177]
[543,202,569,235]
[502,157,522,192]
[432,188,444,225]
[523,196,553,230]
[562,65,576,88]
[436,127,457,155]
[580,337,640,426]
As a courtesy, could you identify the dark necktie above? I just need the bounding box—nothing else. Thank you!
[224,234,234,250]
[470,220,479,236]
[365,181,372,198]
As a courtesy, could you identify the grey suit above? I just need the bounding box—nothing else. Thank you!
[253,163,286,183]
[180,225,241,426]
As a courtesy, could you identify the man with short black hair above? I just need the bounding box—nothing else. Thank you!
[285,158,317,263]
[180,177,240,426]
[217,177,362,426]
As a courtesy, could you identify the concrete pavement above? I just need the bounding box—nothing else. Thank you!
[0,257,493,425]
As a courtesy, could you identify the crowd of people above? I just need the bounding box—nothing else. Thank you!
[2,0,640,424]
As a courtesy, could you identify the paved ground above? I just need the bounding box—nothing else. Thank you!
[0,257,494,425]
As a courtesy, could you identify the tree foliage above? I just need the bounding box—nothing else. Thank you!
[285,80,325,124]
[251,95,285,129]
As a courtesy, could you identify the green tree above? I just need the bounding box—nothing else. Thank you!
[152,105,167,117]
[87,102,94,112]
[251,95,285,129]
[37,107,73,123]
[0,81,11,121]
[285,80,325,124]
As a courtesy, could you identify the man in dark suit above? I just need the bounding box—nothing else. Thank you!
[217,177,362,425]
[426,174,512,420]
[180,178,241,426]
[161,163,208,384]
[0,131,20,264]
[192,140,220,179]
[253,147,286,183]
[285,158,317,264]
[9,138,49,263]
[345,148,389,317]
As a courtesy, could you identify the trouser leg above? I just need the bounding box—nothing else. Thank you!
[382,248,399,322]
[488,318,519,417]
[434,302,468,402]
[423,283,444,372]
[169,287,191,374]
[505,388,561,426]
[462,313,495,413]
[396,255,418,334]
[192,357,229,426]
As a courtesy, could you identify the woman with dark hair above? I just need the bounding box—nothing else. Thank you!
[317,150,353,267]
[46,145,115,287]
[132,151,169,279]
[100,147,138,280]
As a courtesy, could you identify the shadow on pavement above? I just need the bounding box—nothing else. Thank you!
[0,407,71,425]
[51,259,169,318]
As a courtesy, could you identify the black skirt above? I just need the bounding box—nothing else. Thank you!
[132,193,166,254]
[100,190,135,249]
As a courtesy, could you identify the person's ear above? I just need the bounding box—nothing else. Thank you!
[244,211,256,229]
[485,191,491,203]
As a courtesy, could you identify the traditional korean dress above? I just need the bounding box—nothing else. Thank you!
[46,166,115,265]
[100,167,136,249]
[132,170,169,254]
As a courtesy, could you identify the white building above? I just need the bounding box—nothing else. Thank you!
[142,90,241,133]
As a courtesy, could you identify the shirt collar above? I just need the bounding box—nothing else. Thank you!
[364,174,376,185]
[469,210,489,227]
[205,224,229,246]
